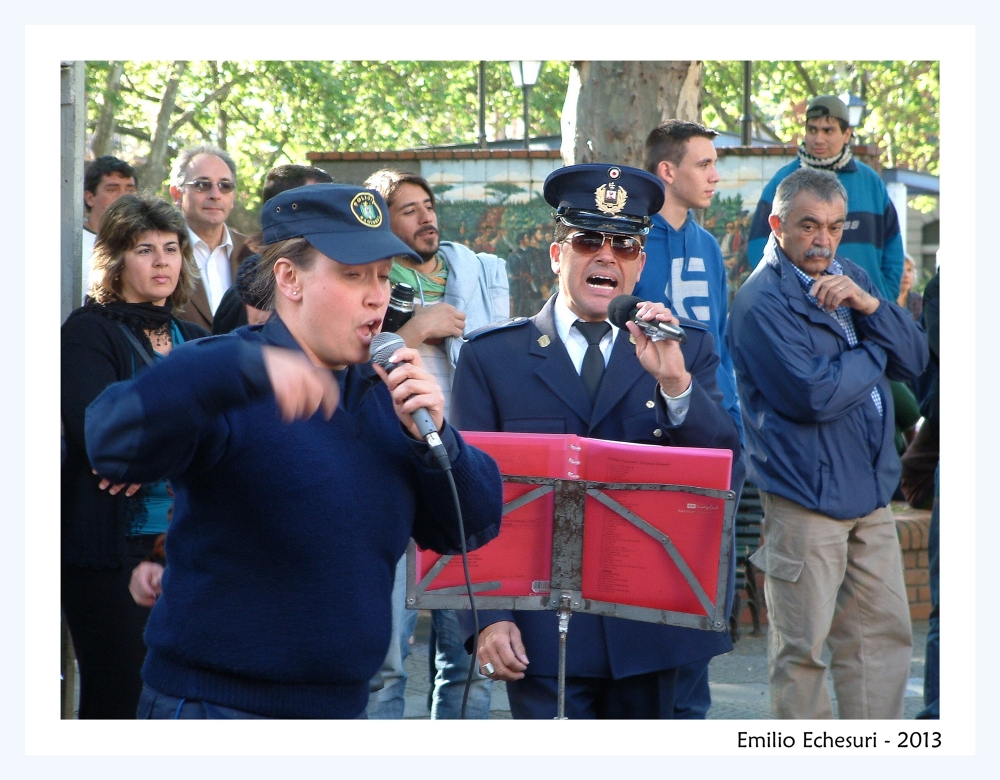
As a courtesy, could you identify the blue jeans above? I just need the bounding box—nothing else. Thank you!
[366,555,419,719]
[137,684,268,719]
[137,684,367,719]
[917,466,939,719]
[428,609,493,719]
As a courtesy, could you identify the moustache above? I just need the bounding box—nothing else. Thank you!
[804,247,833,260]
[416,226,438,237]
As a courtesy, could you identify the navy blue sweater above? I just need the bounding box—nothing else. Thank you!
[85,317,502,718]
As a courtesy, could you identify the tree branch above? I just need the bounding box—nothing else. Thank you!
[167,72,249,136]
[114,125,152,142]
[793,62,818,97]
[138,61,187,192]
[703,91,740,133]
[90,61,125,158]
[186,115,213,142]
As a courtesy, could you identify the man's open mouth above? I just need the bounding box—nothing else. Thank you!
[587,274,618,290]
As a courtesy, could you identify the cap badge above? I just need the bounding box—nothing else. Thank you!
[595,182,628,215]
[607,167,621,180]
[351,192,383,228]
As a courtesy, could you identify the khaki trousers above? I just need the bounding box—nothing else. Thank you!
[750,492,912,719]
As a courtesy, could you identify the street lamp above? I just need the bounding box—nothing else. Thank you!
[509,61,544,150]
[841,92,866,129]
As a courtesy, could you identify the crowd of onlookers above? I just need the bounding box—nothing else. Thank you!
[62,92,939,721]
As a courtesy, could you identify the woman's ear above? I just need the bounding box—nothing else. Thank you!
[273,258,302,304]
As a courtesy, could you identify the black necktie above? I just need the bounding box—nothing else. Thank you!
[574,320,611,403]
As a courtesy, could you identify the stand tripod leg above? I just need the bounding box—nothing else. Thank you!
[556,592,572,720]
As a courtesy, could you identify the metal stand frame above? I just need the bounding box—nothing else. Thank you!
[407,476,736,717]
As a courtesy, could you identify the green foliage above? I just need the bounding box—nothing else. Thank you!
[87,59,937,227]
[87,60,571,219]
[702,60,939,175]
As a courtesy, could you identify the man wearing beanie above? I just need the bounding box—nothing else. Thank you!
[746,95,905,300]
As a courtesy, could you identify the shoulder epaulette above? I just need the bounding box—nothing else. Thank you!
[462,317,532,342]
[677,317,709,334]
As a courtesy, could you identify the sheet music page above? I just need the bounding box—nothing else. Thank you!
[579,440,731,612]
[413,432,570,596]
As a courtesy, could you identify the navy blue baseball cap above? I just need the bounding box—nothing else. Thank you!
[261,183,421,265]
[543,163,665,235]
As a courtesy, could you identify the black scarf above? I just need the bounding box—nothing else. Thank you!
[90,299,174,340]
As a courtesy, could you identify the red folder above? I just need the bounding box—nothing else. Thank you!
[412,432,732,617]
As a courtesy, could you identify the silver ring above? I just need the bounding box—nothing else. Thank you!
[480,662,495,676]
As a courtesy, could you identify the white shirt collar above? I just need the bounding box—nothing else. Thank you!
[553,293,619,372]
[186,223,233,257]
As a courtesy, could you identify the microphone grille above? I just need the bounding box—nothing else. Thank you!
[606,294,643,329]
[369,331,406,367]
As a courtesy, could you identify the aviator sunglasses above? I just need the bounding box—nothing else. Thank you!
[562,230,643,261]
[181,178,236,194]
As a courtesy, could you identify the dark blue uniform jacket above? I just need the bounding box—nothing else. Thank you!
[451,295,743,679]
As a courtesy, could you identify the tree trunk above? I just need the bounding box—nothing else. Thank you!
[139,60,187,195]
[561,61,703,168]
[90,61,125,159]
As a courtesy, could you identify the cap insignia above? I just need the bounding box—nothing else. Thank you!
[351,192,383,228]
[595,182,628,215]
[607,167,621,180]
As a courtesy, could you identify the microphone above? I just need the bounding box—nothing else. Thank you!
[607,295,687,344]
[369,331,451,470]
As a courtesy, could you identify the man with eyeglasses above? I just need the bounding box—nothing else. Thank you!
[450,164,742,719]
[169,145,247,330]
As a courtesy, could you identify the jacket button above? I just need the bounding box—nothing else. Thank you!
[646,400,655,408]
[653,429,663,437]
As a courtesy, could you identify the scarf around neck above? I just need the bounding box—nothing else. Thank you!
[798,142,853,171]
[93,299,174,335]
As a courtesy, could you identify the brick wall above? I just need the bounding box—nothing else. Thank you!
[894,506,933,621]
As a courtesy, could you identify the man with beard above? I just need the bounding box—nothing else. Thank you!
[362,169,509,719]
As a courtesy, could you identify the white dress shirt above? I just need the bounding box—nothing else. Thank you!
[553,294,691,425]
[81,228,97,304]
[187,224,234,315]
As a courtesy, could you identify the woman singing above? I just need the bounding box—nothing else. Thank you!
[84,184,502,719]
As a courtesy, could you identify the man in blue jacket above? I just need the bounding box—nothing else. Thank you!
[452,164,743,719]
[727,168,928,719]
[633,119,743,719]
[745,95,904,300]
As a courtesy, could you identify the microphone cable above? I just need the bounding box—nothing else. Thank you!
[441,466,481,721]
[369,332,480,719]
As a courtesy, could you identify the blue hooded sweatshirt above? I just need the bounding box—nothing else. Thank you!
[633,211,743,441]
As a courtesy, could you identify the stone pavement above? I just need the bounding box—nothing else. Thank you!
[400,612,931,719]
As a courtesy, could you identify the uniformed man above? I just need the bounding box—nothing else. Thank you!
[451,164,743,719]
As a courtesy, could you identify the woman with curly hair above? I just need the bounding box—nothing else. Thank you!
[61,193,208,718]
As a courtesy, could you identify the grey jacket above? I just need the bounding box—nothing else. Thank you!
[436,241,510,368]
